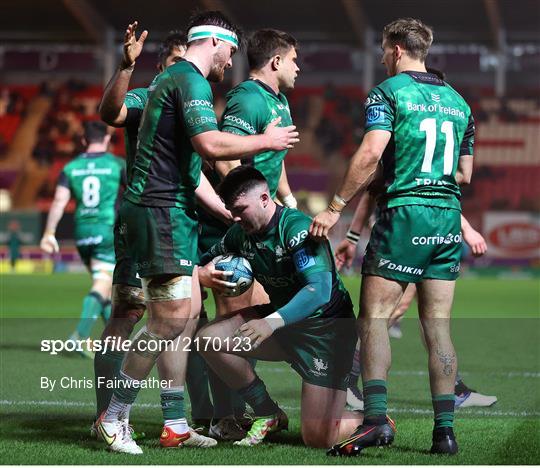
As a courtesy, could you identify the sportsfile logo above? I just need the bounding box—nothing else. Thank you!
[378,258,424,276]
[412,233,462,245]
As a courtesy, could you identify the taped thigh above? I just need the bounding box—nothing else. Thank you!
[90,258,115,280]
[141,275,192,302]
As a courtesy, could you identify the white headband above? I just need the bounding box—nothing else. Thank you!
[187,25,239,48]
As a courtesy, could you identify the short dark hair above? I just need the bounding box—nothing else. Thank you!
[382,18,433,62]
[217,166,268,206]
[187,10,243,48]
[158,30,187,66]
[247,29,297,70]
[83,121,108,144]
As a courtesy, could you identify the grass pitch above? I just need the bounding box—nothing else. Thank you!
[1,273,539,464]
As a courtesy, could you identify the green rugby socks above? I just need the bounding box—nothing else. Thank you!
[94,349,125,418]
[363,379,388,425]
[237,376,278,417]
[161,387,189,433]
[432,394,456,430]
[76,291,105,338]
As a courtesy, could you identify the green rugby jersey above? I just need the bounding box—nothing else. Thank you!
[124,59,219,208]
[202,206,351,317]
[364,71,475,210]
[123,87,148,182]
[58,152,126,225]
[221,79,293,197]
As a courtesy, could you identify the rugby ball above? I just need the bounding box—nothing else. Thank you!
[212,254,253,297]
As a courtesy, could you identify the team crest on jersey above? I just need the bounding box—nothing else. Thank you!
[240,239,255,260]
[293,248,315,271]
[366,104,385,124]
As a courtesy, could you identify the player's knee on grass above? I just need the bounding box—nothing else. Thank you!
[301,425,337,449]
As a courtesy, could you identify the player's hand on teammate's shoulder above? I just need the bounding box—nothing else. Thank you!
[122,21,148,69]
[198,261,239,294]
[334,239,356,270]
[40,233,59,254]
[309,209,340,242]
[236,318,273,349]
[264,117,300,151]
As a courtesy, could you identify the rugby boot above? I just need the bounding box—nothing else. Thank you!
[97,418,142,454]
[91,413,146,441]
[233,408,288,446]
[209,416,246,441]
[430,427,458,455]
[160,426,217,448]
[327,416,396,456]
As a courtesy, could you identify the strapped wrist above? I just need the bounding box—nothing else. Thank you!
[346,229,361,245]
[120,61,135,72]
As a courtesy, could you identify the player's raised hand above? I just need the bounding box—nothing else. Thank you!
[122,21,148,69]
[40,233,59,254]
[309,209,340,242]
[264,117,299,150]
[463,226,487,257]
[236,318,273,349]
[198,262,238,294]
[334,239,356,271]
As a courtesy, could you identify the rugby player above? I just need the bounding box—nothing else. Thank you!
[40,121,123,356]
[197,28,300,440]
[96,11,299,454]
[97,23,218,446]
[310,18,475,455]
[196,166,364,448]
[336,191,497,410]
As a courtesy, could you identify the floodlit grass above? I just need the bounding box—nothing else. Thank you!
[1,273,538,464]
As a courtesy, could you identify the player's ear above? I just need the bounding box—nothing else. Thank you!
[271,54,281,71]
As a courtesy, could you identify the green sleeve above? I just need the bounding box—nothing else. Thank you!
[124,88,148,128]
[199,224,243,265]
[179,75,219,137]
[220,88,267,136]
[364,84,395,133]
[460,113,475,156]
[124,87,148,110]
[57,165,71,190]
[282,211,334,284]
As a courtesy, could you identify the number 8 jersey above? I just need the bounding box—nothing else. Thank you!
[364,71,475,211]
[58,152,126,226]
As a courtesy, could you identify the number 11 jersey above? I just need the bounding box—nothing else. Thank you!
[364,71,475,211]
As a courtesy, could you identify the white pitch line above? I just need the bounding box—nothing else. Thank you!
[1,400,538,418]
[258,368,540,378]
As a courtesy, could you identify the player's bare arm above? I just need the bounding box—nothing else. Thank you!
[40,185,71,253]
[99,21,148,126]
[461,215,487,257]
[214,159,241,179]
[191,117,299,161]
[334,191,375,270]
[195,172,233,225]
[309,129,391,241]
[455,155,473,185]
[277,162,297,208]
